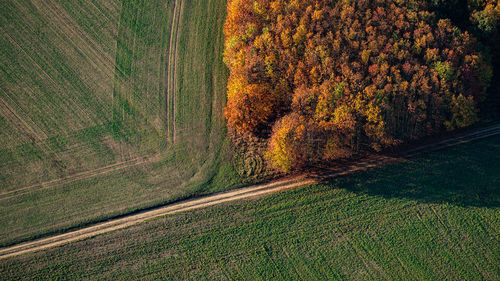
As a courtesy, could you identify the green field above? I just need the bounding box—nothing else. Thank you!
[2,135,498,280]
[0,0,241,247]
[1,0,499,279]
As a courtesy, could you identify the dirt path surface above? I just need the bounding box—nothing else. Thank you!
[1,123,499,259]
[0,176,315,259]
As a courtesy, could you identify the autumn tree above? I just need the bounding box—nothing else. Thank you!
[224,0,492,172]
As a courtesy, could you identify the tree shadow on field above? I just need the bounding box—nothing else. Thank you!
[321,135,500,208]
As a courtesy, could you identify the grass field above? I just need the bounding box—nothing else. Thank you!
[0,0,241,247]
[1,135,498,280]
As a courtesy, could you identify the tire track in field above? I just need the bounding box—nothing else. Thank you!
[1,1,164,199]
[0,29,79,141]
[2,5,130,195]
[0,94,64,165]
[1,23,100,126]
[0,154,161,201]
[0,97,46,143]
[31,0,129,85]
[31,0,119,79]
[20,0,119,125]
[1,21,99,168]
[42,0,115,64]
[1,123,499,259]
[166,0,184,144]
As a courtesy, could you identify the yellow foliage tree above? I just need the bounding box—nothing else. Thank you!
[266,114,306,172]
[445,94,479,130]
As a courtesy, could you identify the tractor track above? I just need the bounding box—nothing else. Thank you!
[0,154,161,201]
[166,0,183,144]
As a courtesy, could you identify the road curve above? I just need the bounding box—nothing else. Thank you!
[1,123,499,259]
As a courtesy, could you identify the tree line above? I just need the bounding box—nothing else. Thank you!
[224,0,495,172]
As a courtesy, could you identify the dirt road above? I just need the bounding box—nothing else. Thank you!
[0,176,315,259]
[1,123,499,259]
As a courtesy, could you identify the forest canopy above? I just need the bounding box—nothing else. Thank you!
[223,0,493,172]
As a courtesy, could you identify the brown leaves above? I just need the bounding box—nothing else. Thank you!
[224,84,275,135]
[224,0,490,172]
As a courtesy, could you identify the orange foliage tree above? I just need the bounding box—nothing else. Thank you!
[224,0,491,172]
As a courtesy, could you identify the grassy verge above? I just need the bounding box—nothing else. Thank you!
[1,135,498,280]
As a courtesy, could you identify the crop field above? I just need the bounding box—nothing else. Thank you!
[1,135,498,279]
[0,0,239,247]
